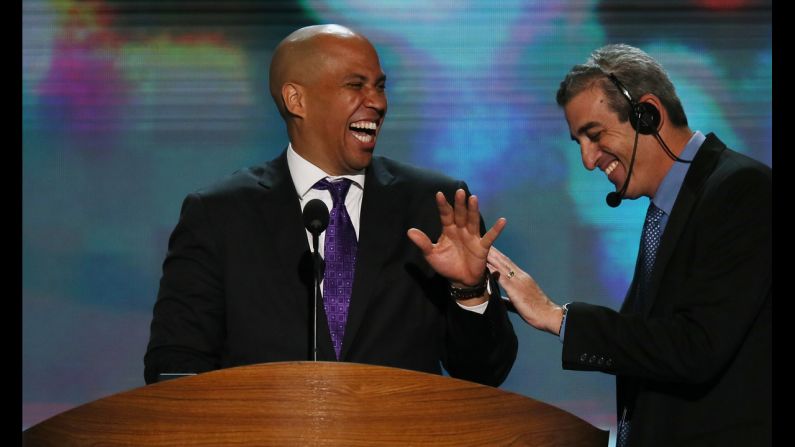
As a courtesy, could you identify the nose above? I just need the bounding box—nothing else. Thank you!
[580,140,599,171]
[364,86,387,116]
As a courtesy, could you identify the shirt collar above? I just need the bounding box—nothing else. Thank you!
[286,143,366,198]
[652,130,705,215]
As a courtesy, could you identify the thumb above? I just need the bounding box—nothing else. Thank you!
[407,228,433,255]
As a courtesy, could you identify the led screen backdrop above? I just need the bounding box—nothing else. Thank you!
[23,0,771,441]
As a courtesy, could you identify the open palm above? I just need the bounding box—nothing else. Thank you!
[408,189,506,287]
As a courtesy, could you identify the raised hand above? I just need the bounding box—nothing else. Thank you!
[408,189,506,288]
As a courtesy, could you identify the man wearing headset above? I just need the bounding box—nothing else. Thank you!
[479,44,771,446]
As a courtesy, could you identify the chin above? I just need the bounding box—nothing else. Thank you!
[354,155,373,170]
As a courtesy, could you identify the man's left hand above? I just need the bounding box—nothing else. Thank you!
[408,189,506,290]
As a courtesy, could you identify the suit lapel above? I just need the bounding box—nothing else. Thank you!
[641,134,726,317]
[339,157,400,359]
[255,151,335,359]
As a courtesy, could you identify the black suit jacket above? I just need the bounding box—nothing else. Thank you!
[562,134,771,446]
[145,152,518,386]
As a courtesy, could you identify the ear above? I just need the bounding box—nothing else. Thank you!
[282,83,306,118]
[638,93,665,128]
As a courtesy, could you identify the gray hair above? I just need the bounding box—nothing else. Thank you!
[556,44,688,127]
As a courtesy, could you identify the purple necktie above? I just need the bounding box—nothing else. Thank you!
[313,178,357,360]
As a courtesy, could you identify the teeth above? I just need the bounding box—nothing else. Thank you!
[605,160,619,175]
[352,133,373,143]
[350,121,377,130]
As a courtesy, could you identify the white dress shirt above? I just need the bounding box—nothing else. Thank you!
[286,143,487,314]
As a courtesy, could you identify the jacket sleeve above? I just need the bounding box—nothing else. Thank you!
[439,181,519,387]
[562,165,771,384]
[144,193,226,384]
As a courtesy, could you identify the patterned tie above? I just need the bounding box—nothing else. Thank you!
[636,202,665,310]
[619,202,666,447]
[616,409,631,447]
[313,178,358,360]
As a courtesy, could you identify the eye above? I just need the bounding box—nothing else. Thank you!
[377,82,386,92]
[347,82,364,89]
[586,130,603,142]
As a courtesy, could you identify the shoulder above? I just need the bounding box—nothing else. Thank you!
[370,156,464,193]
[687,135,770,203]
[687,145,771,225]
[191,156,284,201]
[707,147,771,198]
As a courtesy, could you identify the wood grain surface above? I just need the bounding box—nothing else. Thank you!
[23,361,608,446]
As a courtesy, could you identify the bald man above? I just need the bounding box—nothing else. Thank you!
[144,25,517,386]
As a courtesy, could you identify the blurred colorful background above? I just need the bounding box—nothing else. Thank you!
[23,0,771,442]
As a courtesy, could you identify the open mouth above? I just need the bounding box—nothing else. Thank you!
[349,120,378,143]
[605,160,619,175]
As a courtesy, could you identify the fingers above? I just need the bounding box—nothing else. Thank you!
[435,191,454,227]
[437,189,478,231]
[487,245,507,264]
[481,217,506,248]
[466,195,480,235]
[453,189,467,227]
[487,245,522,283]
[437,189,499,242]
[407,228,433,255]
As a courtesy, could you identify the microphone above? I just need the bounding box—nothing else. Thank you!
[606,190,623,208]
[605,124,641,208]
[302,199,329,361]
[303,198,329,236]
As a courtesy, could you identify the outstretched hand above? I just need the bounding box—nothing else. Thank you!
[487,246,563,335]
[407,189,506,288]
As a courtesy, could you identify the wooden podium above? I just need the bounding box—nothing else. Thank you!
[23,361,608,446]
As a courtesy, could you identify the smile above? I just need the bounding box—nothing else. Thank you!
[349,120,378,143]
[605,160,619,175]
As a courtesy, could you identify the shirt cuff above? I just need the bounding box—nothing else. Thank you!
[457,300,489,314]
[455,280,492,314]
[559,308,569,343]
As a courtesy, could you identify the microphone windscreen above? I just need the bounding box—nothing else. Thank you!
[606,192,622,208]
[303,199,329,235]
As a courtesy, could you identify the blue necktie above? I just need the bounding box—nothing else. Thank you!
[313,178,357,360]
[619,202,666,447]
[637,202,665,307]
[617,408,631,447]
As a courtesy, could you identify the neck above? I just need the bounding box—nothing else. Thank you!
[647,126,693,199]
[658,126,693,159]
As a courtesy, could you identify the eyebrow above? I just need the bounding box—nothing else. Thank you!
[345,74,387,84]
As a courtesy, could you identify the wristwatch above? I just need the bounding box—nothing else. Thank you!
[449,271,490,300]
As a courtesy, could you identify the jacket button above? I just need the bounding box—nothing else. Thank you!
[606,358,613,367]
[579,353,588,362]
[597,356,605,366]
[589,355,598,364]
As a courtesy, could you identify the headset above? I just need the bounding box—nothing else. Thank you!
[607,73,661,135]
[604,73,691,208]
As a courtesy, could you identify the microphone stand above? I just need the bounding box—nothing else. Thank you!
[311,232,323,362]
[302,198,328,361]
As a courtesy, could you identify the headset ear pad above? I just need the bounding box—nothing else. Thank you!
[631,102,661,135]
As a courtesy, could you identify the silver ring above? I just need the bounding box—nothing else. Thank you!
[508,270,515,278]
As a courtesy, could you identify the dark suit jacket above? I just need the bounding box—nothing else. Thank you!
[562,134,771,446]
[145,152,518,387]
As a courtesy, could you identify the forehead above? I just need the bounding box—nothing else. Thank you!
[564,86,612,130]
[316,36,384,76]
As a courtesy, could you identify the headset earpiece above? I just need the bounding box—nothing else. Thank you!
[607,73,660,135]
[631,101,661,135]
